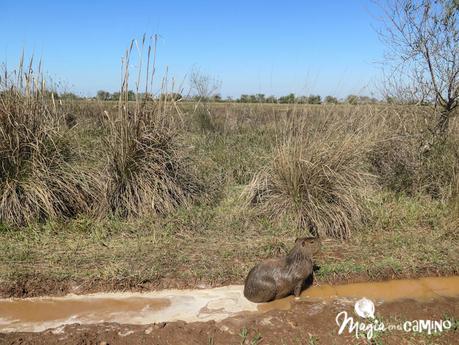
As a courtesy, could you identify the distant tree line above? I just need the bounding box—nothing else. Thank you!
[235,93,380,104]
[92,90,382,104]
[18,89,421,105]
[96,90,184,101]
[0,90,84,101]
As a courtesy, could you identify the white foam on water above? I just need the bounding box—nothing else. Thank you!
[0,285,258,333]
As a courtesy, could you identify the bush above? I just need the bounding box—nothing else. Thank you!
[419,139,459,199]
[369,134,459,200]
[368,135,419,194]
[0,68,97,226]
[193,106,218,133]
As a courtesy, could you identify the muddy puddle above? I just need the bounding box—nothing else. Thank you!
[0,276,458,333]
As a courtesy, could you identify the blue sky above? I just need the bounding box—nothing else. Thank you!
[1,1,385,98]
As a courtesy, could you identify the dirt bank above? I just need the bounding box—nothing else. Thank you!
[2,267,457,299]
[1,296,458,344]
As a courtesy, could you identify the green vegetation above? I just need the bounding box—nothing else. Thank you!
[0,188,457,295]
[0,44,458,296]
[1,96,458,295]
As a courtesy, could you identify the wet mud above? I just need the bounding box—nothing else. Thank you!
[0,276,458,344]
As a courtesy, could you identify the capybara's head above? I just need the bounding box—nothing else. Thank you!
[294,237,321,256]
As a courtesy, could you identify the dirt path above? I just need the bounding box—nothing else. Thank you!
[1,277,458,344]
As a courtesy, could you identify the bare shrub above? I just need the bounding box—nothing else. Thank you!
[189,68,222,134]
[378,0,459,137]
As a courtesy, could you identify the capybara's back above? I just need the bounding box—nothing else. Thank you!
[243,237,320,303]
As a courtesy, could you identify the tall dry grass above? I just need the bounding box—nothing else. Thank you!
[0,59,98,226]
[98,37,203,218]
[368,105,459,200]
[243,103,459,239]
[244,109,378,239]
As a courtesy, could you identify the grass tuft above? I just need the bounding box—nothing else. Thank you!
[0,60,98,226]
[244,114,375,239]
[98,39,204,218]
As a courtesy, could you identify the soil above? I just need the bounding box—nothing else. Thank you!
[0,268,453,299]
[1,296,458,344]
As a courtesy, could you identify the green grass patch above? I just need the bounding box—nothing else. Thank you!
[1,190,457,296]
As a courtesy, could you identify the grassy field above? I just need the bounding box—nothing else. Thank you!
[0,83,458,297]
[1,187,458,297]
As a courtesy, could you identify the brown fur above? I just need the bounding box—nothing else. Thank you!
[243,237,320,303]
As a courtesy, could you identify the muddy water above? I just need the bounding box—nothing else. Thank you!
[0,276,458,333]
[0,286,257,333]
[258,276,459,312]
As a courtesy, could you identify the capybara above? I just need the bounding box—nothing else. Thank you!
[244,237,320,303]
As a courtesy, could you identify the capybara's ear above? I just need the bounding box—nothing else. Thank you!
[301,239,307,247]
[295,238,301,243]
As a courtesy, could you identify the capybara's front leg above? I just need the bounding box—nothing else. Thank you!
[293,280,303,297]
